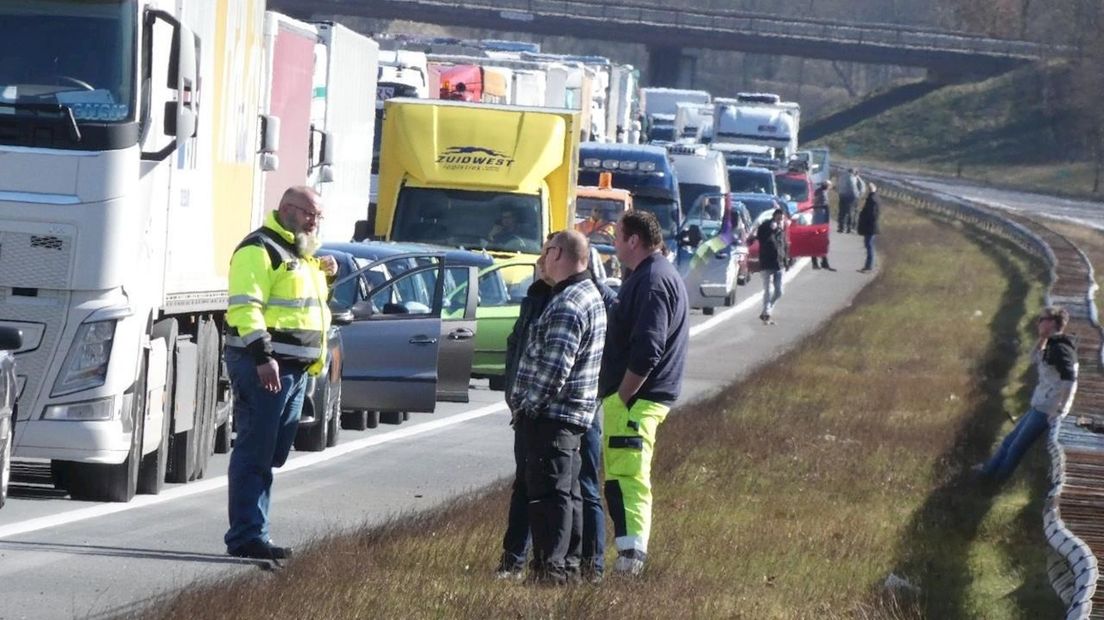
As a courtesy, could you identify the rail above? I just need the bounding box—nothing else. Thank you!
[392,0,1059,59]
[870,173,1103,619]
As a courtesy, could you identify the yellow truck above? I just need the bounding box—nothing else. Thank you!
[374,99,580,260]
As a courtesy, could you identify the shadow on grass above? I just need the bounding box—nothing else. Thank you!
[887,222,1050,617]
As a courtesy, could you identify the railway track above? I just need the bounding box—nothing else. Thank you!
[871,173,1104,619]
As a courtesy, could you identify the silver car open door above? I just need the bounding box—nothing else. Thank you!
[437,265,479,403]
[331,253,445,415]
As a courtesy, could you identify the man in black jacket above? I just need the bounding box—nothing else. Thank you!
[857,185,880,272]
[599,211,689,576]
[757,209,788,325]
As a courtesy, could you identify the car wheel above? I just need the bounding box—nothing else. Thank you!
[294,377,329,452]
[488,376,506,392]
[703,306,715,316]
[341,410,369,431]
[725,291,736,306]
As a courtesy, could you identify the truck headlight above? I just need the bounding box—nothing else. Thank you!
[43,396,116,421]
[52,320,116,396]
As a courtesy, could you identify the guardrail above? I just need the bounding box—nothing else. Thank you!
[870,172,1101,620]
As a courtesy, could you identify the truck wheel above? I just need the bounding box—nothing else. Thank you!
[139,319,177,495]
[68,359,146,502]
[402,411,410,422]
[366,411,380,429]
[214,400,233,454]
[703,306,715,316]
[294,377,328,452]
[725,291,736,307]
[341,410,369,431]
[0,416,11,508]
[192,318,219,480]
[380,411,403,425]
[488,376,506,391]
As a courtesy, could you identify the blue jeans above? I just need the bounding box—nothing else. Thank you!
[863,234,876,270]
[761,269,783,316]
[224,348,307,551]
[580,413,605,574]
[982,407,1050,482]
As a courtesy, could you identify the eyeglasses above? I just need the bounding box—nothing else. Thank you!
[290,204,324,221]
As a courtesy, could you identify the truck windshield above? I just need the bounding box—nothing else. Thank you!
[393,188,543,254]
[575,197,626,226]
[728,169,773,194]
[633,195,679,240]
[0,0,135,122]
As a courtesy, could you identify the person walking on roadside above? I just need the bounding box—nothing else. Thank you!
[837,168,865,233]
[975,306,1078,483]
[810,181,833,271]
[599,211,689,576]
[857,184,880,273]
[757,208,788,325]
[224,186,336,561]
[495,253,555,580]
[507,231,607,584]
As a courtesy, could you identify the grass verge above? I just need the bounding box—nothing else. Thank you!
[148,204,1060,619]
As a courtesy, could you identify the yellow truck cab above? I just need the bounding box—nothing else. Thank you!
[375,99,580,272]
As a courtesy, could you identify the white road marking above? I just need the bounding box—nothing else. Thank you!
[0,257,812,539]
[689,258,809,337]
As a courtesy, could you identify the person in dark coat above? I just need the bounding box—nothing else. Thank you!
[495,257,554,579]
[856,184,880,273]
[756,208,788,324]
[810,181,833,270]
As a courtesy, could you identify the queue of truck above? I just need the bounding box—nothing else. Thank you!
[0,0,830,508]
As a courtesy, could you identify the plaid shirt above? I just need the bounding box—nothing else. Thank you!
[507,274,607,428]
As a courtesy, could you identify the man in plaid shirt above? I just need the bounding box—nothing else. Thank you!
[507,230,607,583]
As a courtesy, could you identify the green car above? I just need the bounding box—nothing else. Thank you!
[449,256,537,390]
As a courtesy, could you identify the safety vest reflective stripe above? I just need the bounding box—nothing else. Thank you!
[266,297,323,309]
[271,342,323,359]
[225,330,270,348]
[228,295,265,308]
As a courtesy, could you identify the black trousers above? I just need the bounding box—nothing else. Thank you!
[522,416,583,582]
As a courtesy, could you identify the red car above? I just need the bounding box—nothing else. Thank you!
[774,169,814,218]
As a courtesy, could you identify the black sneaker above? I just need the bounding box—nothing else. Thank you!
[228,539,293,561]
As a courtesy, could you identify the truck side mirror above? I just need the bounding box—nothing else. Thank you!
[164,28,198,138]
[319,130,335,167]
[259,114,280,154]
[318,164,334,183]
[353,220,372,242]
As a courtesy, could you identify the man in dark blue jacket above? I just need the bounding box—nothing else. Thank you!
[757,209,788,324]
[599,211,689,576]
[857,184,880,272]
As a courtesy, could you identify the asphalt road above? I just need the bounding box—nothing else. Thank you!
[864,167,1104,229]
[0,237,875,620]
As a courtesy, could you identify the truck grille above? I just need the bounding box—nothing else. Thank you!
[0,231,73,289]
[0,295,68,405]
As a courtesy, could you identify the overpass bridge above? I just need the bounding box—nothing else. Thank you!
[271,0,1058,85]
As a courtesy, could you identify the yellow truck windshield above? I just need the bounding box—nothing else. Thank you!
[392,187,543,254]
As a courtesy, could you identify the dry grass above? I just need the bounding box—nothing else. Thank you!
[145,204,1059,619]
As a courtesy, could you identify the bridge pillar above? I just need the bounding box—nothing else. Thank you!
[647,45,697,88]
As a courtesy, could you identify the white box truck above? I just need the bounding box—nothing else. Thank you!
[1,0,268,501]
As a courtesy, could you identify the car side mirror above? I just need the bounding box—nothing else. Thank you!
[0,327,22,351]
[331,310,354,326]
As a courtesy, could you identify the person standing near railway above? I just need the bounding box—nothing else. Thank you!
[975,306,1078,483]
[223,186,336,561]
[837,167,865,234]
[856,183,880,273]
[600,211,689,576]
[507,230,607,584]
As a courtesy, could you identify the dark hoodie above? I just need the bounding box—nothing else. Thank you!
[857,193,880,236]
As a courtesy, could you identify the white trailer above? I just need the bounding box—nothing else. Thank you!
[311,22,379,242]
[713,101,799,160]
[512,70,548,107]
[2,0,268,501]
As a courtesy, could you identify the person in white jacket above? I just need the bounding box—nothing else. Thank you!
[975,306,1078,483]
